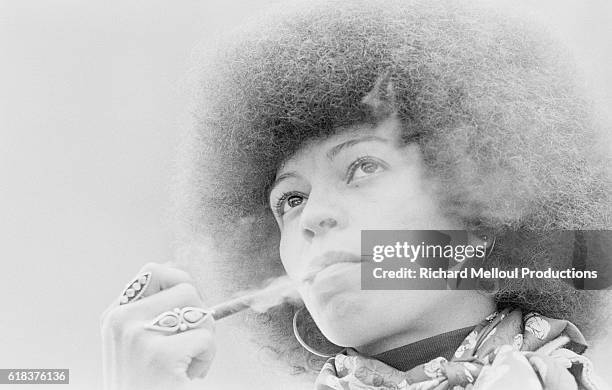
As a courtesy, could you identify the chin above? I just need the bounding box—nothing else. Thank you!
[319,318,383,348]
[307,292,375,347]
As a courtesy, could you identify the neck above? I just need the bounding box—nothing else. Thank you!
[354,291,495,356]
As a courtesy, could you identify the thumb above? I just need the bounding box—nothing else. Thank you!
[160,315,216,380]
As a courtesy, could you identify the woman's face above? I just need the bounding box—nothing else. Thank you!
[269,116,470,350]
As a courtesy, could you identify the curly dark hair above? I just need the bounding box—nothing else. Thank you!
[173,0,611,375]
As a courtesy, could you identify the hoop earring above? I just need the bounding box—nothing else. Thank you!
[292,307,344,358]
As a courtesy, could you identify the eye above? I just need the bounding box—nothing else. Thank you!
[275,191,307,217]
[347,156,387,182]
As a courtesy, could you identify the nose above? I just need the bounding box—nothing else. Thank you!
[299,191,343,240]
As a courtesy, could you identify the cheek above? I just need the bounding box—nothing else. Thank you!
[353,175,423,221]
[278,230,302,278]
[373,170,447,226]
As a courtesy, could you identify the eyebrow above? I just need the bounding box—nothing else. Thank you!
[326,135,389,160]
[271,171,299,191]
[269,135,390,196]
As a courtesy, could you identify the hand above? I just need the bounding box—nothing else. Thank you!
[101,263,216,390]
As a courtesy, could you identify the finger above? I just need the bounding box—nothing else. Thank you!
[104,297,213,385]
[101,328,117,390]
[117,262,197,304]
[103,281,207,344]
[118,282,207,321]
[151,318,216,380]
[136,262,198,298]
[184,316,216,379]
[110,262,198,310]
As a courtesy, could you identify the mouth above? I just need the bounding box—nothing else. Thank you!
[301,251,362,284]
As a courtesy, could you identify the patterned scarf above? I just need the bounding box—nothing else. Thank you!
[315,308,608,390]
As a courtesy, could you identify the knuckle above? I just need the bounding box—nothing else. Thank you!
[165,265,196,285]
[141,262,161,274]
[176,269,196,284]
[123,322,149,349]
[101,306,130,337]
[174,282,200,300]
[99,305,114,325]
[101,308,148,350]
[141,262,195,283]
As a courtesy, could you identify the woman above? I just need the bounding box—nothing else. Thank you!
[101,1,611,389]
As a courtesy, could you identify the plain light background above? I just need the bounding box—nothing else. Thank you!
[0,1,610,389]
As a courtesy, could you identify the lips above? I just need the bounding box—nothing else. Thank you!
[301,251,362,283]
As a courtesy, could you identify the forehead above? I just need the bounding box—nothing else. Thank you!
[276,116,402,174]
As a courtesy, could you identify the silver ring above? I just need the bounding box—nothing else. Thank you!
[145,307,211,333]
[119,272,152,305]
